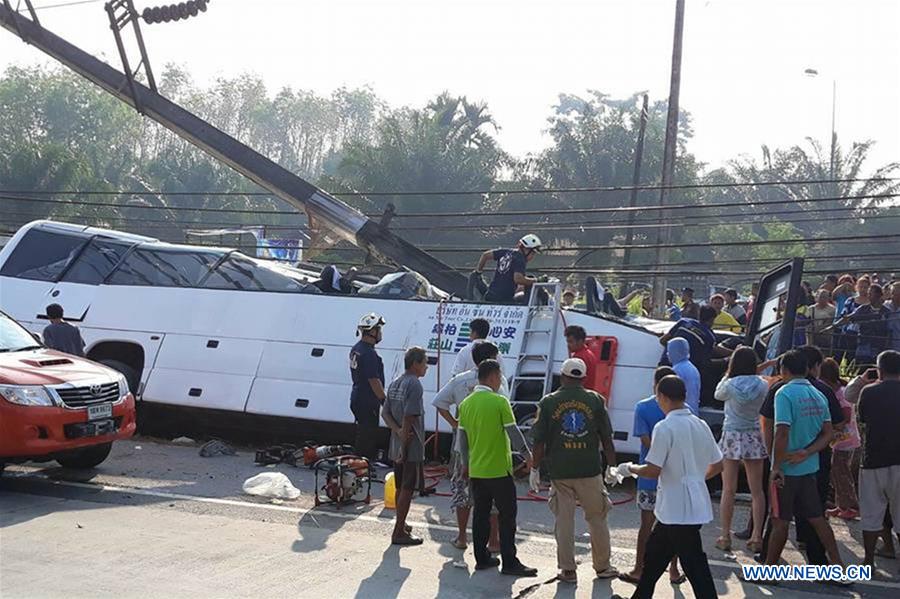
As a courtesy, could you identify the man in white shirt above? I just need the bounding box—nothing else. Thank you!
[617,375,724,599]
[450,318,490,377]
[434,341,510,550]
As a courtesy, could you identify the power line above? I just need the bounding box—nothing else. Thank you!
[417,234,899,253]
[382,193,899,218]
[15,0,103,11]
[1,191,897,218]
[389,211,900,232]
[5,205,897,234]
[1,177,894,198]
[182,233,897,254]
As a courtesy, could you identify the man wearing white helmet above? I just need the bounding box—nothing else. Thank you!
[475,234,542,303]
[349,313,387,460]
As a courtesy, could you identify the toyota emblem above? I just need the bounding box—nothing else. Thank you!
[90,384,103,397]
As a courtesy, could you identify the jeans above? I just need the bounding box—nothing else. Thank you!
[632,523,718,599]
[471,475,519,567]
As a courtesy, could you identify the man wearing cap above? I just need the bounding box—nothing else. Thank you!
[349,313,386,461]
[475,234,543,303]
[530,357,619,583]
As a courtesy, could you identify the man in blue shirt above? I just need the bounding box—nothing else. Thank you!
[474,234,542,303]
[761,349,846,574]
[349,313,386,460]
[619,366,685,586]
[659,306,731,371]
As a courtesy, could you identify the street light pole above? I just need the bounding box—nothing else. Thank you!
[829,79,837,181]
[803,68,837,181]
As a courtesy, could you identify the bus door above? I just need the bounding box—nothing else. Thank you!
[746,257,806,365]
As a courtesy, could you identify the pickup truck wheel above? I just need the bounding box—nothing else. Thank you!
[56,442,113,469]
[98,359,139,395]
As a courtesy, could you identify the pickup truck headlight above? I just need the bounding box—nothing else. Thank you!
[116,374,130,399]
[0,385,56,407]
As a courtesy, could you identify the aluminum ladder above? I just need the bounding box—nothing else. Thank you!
[509,282,562,412]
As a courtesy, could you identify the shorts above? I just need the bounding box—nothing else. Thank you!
[858,465,900,533]
[394,460,421,491]
[719,429,768,461]
[449,452,471,510]
[771,473,823,521]
[637,489,657,512]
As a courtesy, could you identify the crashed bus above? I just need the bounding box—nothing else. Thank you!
[0,220,801,456]
[0,5,803,456]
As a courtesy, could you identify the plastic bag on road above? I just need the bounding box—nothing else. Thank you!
[242,472,301,500]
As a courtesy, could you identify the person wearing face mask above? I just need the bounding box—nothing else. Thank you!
[349,313,387,461]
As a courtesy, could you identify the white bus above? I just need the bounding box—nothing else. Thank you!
[0,220,720,456]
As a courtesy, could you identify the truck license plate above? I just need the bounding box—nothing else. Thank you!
[87,403,113,421]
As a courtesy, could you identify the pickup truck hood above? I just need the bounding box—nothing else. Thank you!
[0,349,114,386]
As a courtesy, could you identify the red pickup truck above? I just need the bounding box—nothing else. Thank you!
[0,310,136,472]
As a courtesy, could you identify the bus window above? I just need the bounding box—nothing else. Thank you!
[108,248,220,288]
[0,228,89,281]
[63,238,135,285]
[203,255,304,292]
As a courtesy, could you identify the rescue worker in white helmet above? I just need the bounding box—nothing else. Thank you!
[349,313,386,460]
[475,234,543,303]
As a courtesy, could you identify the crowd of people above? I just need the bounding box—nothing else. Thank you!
[347,278,899,593]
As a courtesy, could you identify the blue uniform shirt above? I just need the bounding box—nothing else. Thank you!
[633,396,666,491]
[349,340,384,411]
[486,248,526,302]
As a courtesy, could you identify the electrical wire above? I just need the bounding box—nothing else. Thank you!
[0,176,894,198]
[175,233,895,254]
[1,191,896,218]
[6,206,897,235]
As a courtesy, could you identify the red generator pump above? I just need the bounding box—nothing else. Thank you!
[585,336,619,407]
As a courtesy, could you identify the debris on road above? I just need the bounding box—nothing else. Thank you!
[172,436,196,445]
[242,472,301,500]
[199,439,236,458]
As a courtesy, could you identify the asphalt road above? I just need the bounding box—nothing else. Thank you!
[1,438,898,598]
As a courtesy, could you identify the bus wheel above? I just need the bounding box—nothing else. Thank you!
[56,442,113,469]
[98,359,140,395]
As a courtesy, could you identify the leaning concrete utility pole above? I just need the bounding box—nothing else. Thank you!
[621,93,650,288]
[652,0,685,318]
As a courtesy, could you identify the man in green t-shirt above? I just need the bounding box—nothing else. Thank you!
[458,360,537,577]
[531,358,618,583]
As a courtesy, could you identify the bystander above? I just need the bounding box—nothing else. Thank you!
[42,304,85,357]
[857,351,900,568]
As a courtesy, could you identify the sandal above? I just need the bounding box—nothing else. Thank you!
[451,539,468,550]
[617,572,641,585]
[715,536,732,552]
[747,540,763,554]
[391,535,424,546]
[670,574,687,585]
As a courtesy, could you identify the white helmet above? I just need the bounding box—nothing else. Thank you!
[357,312,386,332]
[519,234,543,251]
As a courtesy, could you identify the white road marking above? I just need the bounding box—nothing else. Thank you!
[8,473,900,591]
